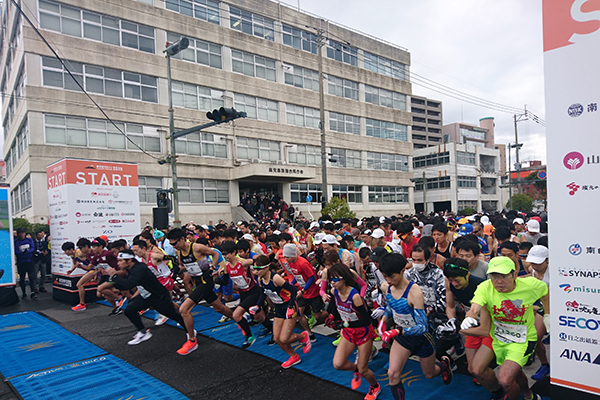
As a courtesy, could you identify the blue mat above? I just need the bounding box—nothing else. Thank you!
[10,355,188,400]
[0,312,106,379]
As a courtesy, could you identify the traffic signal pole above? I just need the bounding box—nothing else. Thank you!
[166,53,181,228]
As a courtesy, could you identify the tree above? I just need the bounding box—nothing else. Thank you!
[506,193,533,212]
[12,218,30,232]
[458,207,477,216]
[321,197,355,219]
[524,171,547,192]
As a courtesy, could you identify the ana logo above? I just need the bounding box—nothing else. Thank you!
[569,243,583,255]
[567,182,581,195]
[559,349,600,365]
[564,152,585,170]
[561,284,573,292]
[543,0,600,52]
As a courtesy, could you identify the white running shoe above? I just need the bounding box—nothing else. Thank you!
[155,315,168,326]
[127,329,152,345]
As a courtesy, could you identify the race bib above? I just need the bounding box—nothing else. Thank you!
[392,310,416,328]
[338,309,359,322]
[494,320,527,344]
[137,285,151,299]
[184,262,202,276]
[264,288,284,304]
[97,263,109,270]
[293,274,306,287]
[231,275,249,290]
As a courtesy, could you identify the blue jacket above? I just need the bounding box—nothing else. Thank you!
[15,237,35,263]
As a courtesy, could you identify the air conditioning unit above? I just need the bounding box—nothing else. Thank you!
[251,158,261,163]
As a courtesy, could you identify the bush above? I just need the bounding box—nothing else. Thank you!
[458,207,477,216]
[321,197,355,220]
[506,194,533,212]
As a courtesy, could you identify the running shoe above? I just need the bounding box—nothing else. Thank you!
[155,314,168,326]
[531,364,550,381]
[308,313,317,329]
[218,315,231,323]
[176,339,198,355]
[332,334,341,346]
[72,303,86,311]
[309,333,317,343]
[116,296,126,308]
[267,335,276,346]
[108,306,123,316]
[257,325,270,338]
[440,355,453,385]
[472,377,481,386]
[127,329,152,345]
[525,352,535,367]
[31,292,38,299]
[281,354,301,369]
[364,383,381,400]
[369,346,378,362]
[138,308,149,316]
[351,372,362,390]
[300,331,312,354]
[241,335,256,349]
[541,335,550,345]
[454,339,465,356]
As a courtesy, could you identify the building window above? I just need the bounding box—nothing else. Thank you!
[282,24,317,54]
[138,176,164,203]
[175,132,227,158]
[231,49,276,82]
[364,85,406,110]
[329,112,359,135]
[415,176,451,191]
[330,148,361,169]
[366,152,409,172]
[364,51,406,80]
[177,178,229,203]
[237,137,280,162]
[4,119,28,177]
[165,0,219,24]
[39,0,155,53]
[229,7,274,41]
[327,75,358,100]
[234,93,278,123]
[413,152,450,168]
[44,114,161,152]
[366,119,407,141]
[166,32,222,69]
[332,185,362,203]
[368,186,408,203]
[172,82,223,111]
[286,104,319,129]
[290,183,322,203]
[458,176,477,188]
[457,151,476,165]
[283,64,318,92]
[42,57,158,102]
[288,144,321,166]
[12,175,31,212]
[13,66,26,110]
[458,200,478,210]
[460,127,487,141]
[326,40,357,66]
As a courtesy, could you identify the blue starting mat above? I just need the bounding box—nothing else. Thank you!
[10,355,188,400]
[0,312,106,379]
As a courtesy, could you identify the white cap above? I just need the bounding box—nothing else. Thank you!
[313,232,326,244]
[480,215,491,226]
[526,245,548,264]
[323,234,339,245]
[418,221,424,227]
[513,218,524,225]
[273,230,281,235]
[241,233,253,241]
[282,243,298,258]
[379,216,386,223]
[202,225,209,230]
[466,216,476,222]
[371,228,385,239]
[357,220,363,227]
[527,220,540,233]
[309,221,320,230]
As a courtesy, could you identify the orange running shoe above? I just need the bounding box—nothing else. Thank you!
[176,339,198,356]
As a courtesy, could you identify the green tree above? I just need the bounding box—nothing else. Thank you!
[321,197,355,219]
[458,207,477,216]
[506,193,533,212]
[12,218,30,232]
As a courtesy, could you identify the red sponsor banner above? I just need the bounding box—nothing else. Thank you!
[47,159,138,189]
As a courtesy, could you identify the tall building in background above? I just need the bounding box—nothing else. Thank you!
[410,94,442,149]
[1,0,416,224]
[442,117,496,148]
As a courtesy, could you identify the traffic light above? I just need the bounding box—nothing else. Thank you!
[206,107,246,123]
[164,37,189,56]
[156,189,172,212]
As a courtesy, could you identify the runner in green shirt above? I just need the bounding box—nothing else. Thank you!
[461,256,549,400]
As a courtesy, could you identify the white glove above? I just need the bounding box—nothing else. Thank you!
[460,316,478,330]
[543,314,550,334]
[371,307,385,320]
[436,318,457,335]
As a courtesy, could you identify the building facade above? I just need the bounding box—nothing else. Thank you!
[413,142,502,213]
[410,94,442,149]
[1,0,417,225]
[442,117,496,149]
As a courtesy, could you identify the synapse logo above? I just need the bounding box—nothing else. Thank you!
[567,182,581,195]
[543,0,600,52]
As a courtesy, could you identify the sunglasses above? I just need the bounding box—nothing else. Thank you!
[251,265,269,270]
[518,254,528,258]
[168,240,179,246]
[445,263,470,272]
[473,230,481,234]
[329,277,342,283]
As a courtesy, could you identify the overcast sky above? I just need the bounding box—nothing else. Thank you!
[284,0,547,165]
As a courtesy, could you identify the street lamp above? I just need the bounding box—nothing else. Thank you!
[163,37,189,228]
[508,142,523,210]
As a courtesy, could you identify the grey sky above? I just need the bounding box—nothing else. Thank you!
[286,0,547,164]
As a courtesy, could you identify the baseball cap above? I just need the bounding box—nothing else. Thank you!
[309,221,320,230]
[371,228,385,239]
[361,229,372,236]
[422,224,433,237]
[483,225,494,236]
[526,245,549,264]
[487,256,515,275]
[458,223,473,236]
[323,234,339,245]
[278,223,289,232]
[282,243,297,258]
[480,215,491,226]
[313,232,326,245]
[241,233,253,241]
[153,230,165,240]
[370,247,388,262]
[458,218,468,225]
[513,218,524,225]
[526,220,540,233]
[99,235,109,242]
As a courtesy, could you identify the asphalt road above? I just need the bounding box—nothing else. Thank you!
[0,290,363,400]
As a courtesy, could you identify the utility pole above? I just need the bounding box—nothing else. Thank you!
[508,143,513,210]
[422,171,427,214]
[317,23,328,209]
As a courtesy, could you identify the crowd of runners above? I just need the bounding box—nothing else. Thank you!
[60,210,550,400]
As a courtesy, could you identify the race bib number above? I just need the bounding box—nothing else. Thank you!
[392,311,416,328]
[494,320,527,344]
[97,263,109,270]
[293,274,306,287]
[264,288,284,304]
[231,275,249,290]
[338,309,358,322]
[184,262,202,276]
[137,286,151,299]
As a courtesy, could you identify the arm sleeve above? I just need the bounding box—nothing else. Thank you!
[320,279,328,296]
[433,270,447,314]
[111,266,143,291]
[402,308,428,336]
[356,275,368,298]
[302,275,316,292]
[282,280,298,304]
[349,303,372,328]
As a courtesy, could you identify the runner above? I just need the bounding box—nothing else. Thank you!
[461,256,549,400]
[377,252,453,400]
[327,263,381,400]
[526,245,550,381]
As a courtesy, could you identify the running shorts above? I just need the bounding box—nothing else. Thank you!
[492,340,537,367]
[189,271,218,305]
[213,276,234,296]
[465,335,494,350]
[158,276,175,292]
[341,325,377,347]
[238,285,263,311]
[297,295,324,313]
[98,274,110,284]
[274,302,297,319]
[393,332,436,358]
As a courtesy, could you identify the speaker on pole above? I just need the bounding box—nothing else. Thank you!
[153,207,169,230]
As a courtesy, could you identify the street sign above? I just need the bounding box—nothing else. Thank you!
[537,170,546,180]
[306,195,312,203]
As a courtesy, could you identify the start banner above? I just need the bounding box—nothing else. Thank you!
[47,159,140,277]
[543,0,600,395]
[0,184,15,287]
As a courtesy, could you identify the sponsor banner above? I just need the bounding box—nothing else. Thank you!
[47,159,140,276]
[543,0,600,394]
[0,185,16,287]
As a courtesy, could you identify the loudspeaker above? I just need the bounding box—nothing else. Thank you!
[153,207,169,230]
